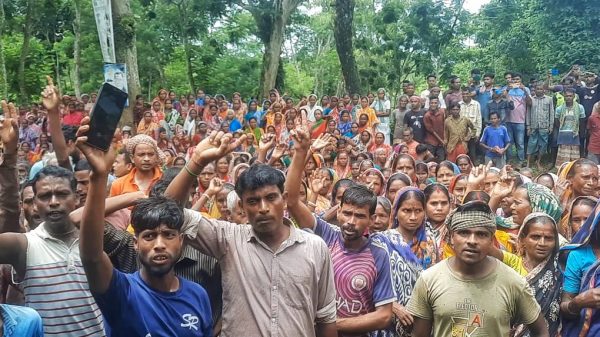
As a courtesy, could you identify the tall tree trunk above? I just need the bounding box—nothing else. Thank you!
[72,0,82,98]
[112,0,141,128]
[18,0,34,102]
[0,0,7,98]
[334,0,361,95]
[254,0,302,99]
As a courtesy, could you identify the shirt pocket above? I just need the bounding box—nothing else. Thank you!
[280,269,312,311]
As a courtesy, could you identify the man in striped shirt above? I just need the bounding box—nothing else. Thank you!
[0,94,105,335]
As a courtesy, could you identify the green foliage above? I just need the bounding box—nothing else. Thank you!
[1,0,599,104]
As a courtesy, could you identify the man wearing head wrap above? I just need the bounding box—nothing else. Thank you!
[110,134,164,196]
[407,201,550,337]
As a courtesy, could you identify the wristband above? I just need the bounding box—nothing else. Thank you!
[184,163,200,177]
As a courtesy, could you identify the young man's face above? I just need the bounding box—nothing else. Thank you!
[132,144,158,173]
[450,227,494,265]
[113,153,132,178]
[450,106,460,118]
[34,177,78,229]
[534,86,545,97]
[462,91,471,103]
[564,91,575,104]
[489,114,499,126]
[22,186,41,228]
[241,185,287,234]
[427,76,437,88]
[430,99,439,111]
[337,202,373,243]
[483,76,494,86]
[74,170,91,206]
[135,224,183,276]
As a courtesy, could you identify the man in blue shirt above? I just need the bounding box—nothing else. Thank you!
[76,118,212,337]
[480,112,511,168]
[0,304,43,337]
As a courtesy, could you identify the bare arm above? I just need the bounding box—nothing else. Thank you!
[315,322,337,337]
[0,101,21,233]
[76,117,115,294]
[336,303,392,334]
[561,289,600,319]
[526,313,549,337]
[285,128,319,230]
[41,76,72,171]
[70,191,145,225]
[411,317,433,337]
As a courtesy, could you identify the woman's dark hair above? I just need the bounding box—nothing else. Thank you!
[236,164,285,198]
[520,215,559,252]
[567,158,597,179]
[448,102,460,111]
[392,153,416,172]
[331,179,356,205]
[376,196,392,215]
[31,165,76,194]
[341,185,377,215]
[131,196,184,235]
[396,189,425,211]
[436,160,455,177]
[386,173,412,195]
[536,173,555,188]
[173,157,186,166]
[463,190,491,204]
[423,183,450,202]
[571,198,597,220]
[415,161,428,173]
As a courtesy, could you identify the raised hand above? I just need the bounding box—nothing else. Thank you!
[271,142,288,159]
[290,127,310,151]
[206,177,223,197]
[0,100,19,154]
[259,133,276,152]
[311,133,333,151]
[467,161,491,190]
[41,76,61,113]
[491,174,515,199]
[75,117,116,175]
[192,131,246,167]
[310,172,325,194]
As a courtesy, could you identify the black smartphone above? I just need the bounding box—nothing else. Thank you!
[86,83,128,151]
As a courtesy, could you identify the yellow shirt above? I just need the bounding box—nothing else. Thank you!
[502,251,528,276]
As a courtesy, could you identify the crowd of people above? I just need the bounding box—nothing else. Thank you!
[0,64,598,337]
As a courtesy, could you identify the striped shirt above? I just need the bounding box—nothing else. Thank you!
[23,224,105,336]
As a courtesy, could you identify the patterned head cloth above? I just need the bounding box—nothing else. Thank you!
[124,134,165,166]
[446,201,496,233]
[523,183,563,224]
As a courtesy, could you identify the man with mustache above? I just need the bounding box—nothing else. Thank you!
[407,202,549,337]
[286,129,394,337]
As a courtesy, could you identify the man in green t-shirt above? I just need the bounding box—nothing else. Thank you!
[407,201,549,337]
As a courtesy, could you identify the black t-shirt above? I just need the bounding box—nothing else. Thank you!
[403,109,426,143]
[577,85,600,117]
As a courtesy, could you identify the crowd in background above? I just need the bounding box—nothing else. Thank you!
[0,64,598,336]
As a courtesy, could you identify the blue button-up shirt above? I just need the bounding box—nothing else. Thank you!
[1,304,43,337]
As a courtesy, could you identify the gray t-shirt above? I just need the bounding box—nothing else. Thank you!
[407,258,541,337]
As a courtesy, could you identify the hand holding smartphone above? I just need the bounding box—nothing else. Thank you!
[86,83,128,151]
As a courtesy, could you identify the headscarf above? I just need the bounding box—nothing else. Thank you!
[445,202,496,233]
[125,134,166,166]
[523,183,563,224]
[560,260,600,337]
[362,168,385,196]
[390,187,437,269]
[561,198,600,251]
[560,196,598,241]
[513,213,562,337]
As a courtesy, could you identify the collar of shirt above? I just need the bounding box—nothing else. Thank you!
[124,167,162,191]
[1,305,17,336]
[247,218,306,250]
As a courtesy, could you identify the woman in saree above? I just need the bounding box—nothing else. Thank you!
[560,199,600,337]
[310,109,328,139]
[337,110,352,135]
[356,96,380,133]
[486,213,562,337]
[560,196,597,241]
[369,131,393,157]
[372,187,438,337]
[333,149,351,179]
[371,88,391,144]
[245,117,263,145]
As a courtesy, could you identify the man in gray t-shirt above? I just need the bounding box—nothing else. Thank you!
[407,201,549,337]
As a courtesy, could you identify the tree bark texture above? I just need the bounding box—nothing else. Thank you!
[333,0,361,95]
[18,0,34,102]
[253,0,302,99]
[72,0,82,98]
[112,0,141,129]
[0,0,7,98]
